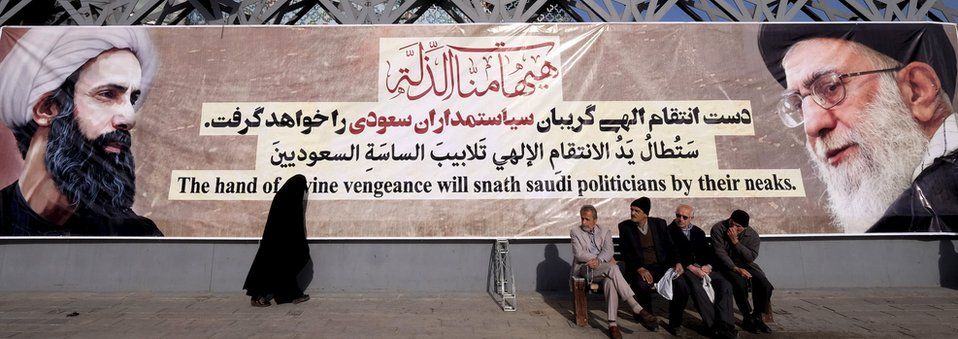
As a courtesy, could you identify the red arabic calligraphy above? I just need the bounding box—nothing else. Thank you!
[385,40,559,101]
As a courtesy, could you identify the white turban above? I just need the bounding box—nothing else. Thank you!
[0,27,157,127]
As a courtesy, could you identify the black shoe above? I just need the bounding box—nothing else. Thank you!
[712,327,739,339]
[753,317,772,333]
[740,318,757,333]
[292,294,310,304]
[635,309,658,331]
[665,324,684,337]
[250,296,271,307]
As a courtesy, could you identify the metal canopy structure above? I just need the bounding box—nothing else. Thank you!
[0,0,957,25]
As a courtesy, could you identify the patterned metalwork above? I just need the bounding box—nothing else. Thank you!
[281,2,337,24]
[533,2,579,22]
[411,3,463,23]
[1,0,957,25]
[0,0,31,25]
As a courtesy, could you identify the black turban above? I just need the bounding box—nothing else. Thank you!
[758,23,957,99]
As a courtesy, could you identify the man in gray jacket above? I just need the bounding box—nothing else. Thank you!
[711,210,773,334]
[571,205,657,338]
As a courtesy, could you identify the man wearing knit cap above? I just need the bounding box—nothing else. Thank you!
[617,197,686,333]
[758,23,958,233]
[711,210,773,334]
[0,27,161,236]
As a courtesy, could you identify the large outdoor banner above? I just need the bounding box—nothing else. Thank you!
[0,23,956,237]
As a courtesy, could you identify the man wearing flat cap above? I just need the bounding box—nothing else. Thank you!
[759,23,958,233]
[711,210,773,334]
[617,197,686,333]
[0,27,162,236]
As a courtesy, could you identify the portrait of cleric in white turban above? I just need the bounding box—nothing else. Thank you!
[759,23,958,233]
[0,27,162,236]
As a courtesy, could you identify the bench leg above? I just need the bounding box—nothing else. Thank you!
[574,280,589,327]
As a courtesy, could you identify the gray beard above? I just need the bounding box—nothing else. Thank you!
[45,112,137,218]
[807,75,928,233]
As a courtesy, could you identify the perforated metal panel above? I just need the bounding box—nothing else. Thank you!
[1,0,956,25]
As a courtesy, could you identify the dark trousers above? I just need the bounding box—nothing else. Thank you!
[721,266,773,319]
[672,271,735,330]
[627,265,689,326]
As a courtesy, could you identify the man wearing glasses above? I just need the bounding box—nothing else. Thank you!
[759,23,958,233]
[668,205,737,338]
[711,210,773,334]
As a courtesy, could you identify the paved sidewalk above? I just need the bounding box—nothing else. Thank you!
[0,288,957,338]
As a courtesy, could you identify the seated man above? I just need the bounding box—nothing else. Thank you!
[571,205,656,338]
[669,204,737,338]
[617,197,686,332]
[711,210,774,334]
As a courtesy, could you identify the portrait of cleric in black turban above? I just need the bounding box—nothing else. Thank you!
[0,27,162,236]
[759,23,958,233]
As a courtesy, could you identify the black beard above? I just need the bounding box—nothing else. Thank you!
[45,113,137,218]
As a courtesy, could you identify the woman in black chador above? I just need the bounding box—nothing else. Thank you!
[244,175,312,307]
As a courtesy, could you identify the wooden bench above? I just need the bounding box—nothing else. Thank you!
[572,237,773,326]
[572,238,623,326]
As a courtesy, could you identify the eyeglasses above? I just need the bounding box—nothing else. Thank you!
[778,67,901,128]
[675,213,690,220]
